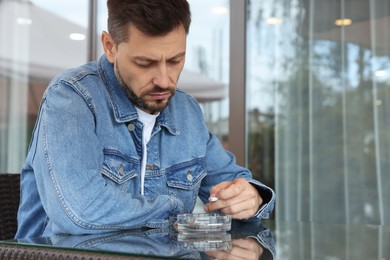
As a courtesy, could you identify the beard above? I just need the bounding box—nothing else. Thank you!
[114,61,175,114]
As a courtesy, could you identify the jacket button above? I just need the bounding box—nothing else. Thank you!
[127,123,135,131]
[119,164,124,176]
[187,172,193,182]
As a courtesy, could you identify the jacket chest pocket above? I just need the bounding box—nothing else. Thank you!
[166,160,206,212]
[101,149,140,192]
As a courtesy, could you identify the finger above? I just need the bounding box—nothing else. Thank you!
[231,238,264,258]
[206,244,258,260]
[209,181,231,197]
[205,239,264,260]
[205,191,248,213]
[232,238,263,252]
[205,250,242,260]
[205,179,262,218]
[218,179,246,200]
[217,194,260,218]
[232,238,255,249]
[206,180,260,214]
[205,197,254,217]
[221,206,256,220]
[228,245,261,260]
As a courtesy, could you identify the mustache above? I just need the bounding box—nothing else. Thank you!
[146,86,175,94]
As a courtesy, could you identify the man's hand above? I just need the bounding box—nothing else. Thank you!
[206,238,264,260]
[204,178,263,219]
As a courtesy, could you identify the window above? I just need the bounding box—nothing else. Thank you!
[248,0,390,224]
[0,0,88,173]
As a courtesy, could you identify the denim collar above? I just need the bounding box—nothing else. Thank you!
[98,55,179,135]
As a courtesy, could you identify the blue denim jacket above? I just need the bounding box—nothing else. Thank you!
[16,55,275,238]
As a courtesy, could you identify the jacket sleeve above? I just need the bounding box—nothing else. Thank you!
[31,81,183,235]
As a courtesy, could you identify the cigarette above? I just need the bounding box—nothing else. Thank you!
[208,196,219,202]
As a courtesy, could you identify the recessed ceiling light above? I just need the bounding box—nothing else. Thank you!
[335,18,352,26]
[375,70,387,78]
[212,6,229,15]
[69,33,86,41]
[266,17,283,25]
[17,17,32,25]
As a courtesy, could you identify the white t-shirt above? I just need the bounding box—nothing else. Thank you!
[135,107,159,195]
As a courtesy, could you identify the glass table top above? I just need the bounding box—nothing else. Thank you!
[0,220,274,259]
[2,219,390,259]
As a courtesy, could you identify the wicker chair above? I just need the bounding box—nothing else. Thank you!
[0,173,20,240]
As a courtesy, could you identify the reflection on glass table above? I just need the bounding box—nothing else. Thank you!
[5,218,390,259]
[264,220,390,260]
[1,221,275,260]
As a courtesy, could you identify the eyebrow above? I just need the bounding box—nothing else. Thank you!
[133,51,186,62]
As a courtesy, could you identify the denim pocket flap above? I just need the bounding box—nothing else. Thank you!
[102,151,139,184]
[167,161,206,190]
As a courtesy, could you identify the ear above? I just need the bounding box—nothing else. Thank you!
[101,31,116,63]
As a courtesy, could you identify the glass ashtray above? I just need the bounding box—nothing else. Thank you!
[178,232,232,251]
[177,213,232,233]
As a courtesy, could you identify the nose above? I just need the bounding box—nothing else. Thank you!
[152,64,170,89]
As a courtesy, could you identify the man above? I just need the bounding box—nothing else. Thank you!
[16,0,275,238]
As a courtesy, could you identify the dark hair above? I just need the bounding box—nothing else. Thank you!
[107,0,191,44]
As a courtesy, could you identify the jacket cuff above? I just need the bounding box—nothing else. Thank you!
[248,180,276,219]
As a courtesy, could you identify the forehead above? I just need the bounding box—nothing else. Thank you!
[118,25,187,57]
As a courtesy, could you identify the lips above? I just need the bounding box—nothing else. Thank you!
[148,92,171,100]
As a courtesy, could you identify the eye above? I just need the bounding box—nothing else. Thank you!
[136,62,152,68]
[168,60,181,65]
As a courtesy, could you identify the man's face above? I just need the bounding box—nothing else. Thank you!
[102,25,187,114]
